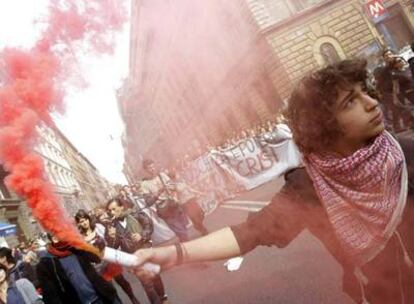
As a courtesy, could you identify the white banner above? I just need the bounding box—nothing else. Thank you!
[210,125,302,190]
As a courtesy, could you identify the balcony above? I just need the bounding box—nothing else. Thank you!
[0,198,22,220]
[0,198,21,208]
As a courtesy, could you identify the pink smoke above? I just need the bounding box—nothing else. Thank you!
[0,0,127,254]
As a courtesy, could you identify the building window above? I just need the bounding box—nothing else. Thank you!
[320,42,341,65]
[290,0,325,12]
[313,37,345,67]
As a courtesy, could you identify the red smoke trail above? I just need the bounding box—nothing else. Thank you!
[0,0,127,255]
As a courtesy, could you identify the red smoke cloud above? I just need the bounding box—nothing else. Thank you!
[0,0,127,254]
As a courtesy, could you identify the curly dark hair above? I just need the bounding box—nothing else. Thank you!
[284,59,370,155]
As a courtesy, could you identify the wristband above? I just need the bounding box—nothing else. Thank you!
[174,243,184,265]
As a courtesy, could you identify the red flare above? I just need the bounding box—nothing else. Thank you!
[0,0,126,255]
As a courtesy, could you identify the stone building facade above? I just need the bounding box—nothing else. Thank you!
[53,127,114,210]
[0,166,30,246]
[35,124,86,216]
[247,0,414,98]
[118,0,288,176]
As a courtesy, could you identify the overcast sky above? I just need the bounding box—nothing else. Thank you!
[0,0,130,184]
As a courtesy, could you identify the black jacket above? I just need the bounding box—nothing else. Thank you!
[106,211,154,253]
[8,261,38,287]
[36,249,118,304]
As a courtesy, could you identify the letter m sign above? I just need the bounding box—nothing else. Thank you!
[365,0,387,19]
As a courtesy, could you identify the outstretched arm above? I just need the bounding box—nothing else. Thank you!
[134,227,240,269]
[133,169,307,271]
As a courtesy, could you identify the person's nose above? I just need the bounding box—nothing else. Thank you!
[363,93,379,111]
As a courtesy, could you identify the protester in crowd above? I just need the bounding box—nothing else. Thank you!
[75,210,141,304]
[106,198,168,304]
[392,56,414,108]
[0,248,42,304]
[21,251,40,290]
[36,234,120,304]
[374,48,413,131]
[140,159,189,242]
[95,208,111,226]
[133,59,414,304]
[18,243,28,256]
[31,237,47,259]
[11,247,22,263]
[94,207,105,219]
[127,183,178,246]
[169,172,209,236]
[75,210,107,250]
[0,248,33,288]
[130,184,141,197]
[106,198,154,254]
[118,186,135,209]
[22,251,38,268]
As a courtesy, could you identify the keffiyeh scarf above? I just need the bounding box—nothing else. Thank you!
[304,131,407,266]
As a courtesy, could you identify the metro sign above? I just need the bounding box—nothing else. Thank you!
[365,0,387,19]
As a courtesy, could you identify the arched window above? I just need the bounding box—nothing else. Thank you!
[320,42,341,65]
[313,37,345,67]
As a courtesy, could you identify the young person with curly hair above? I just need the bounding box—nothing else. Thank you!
[131,59,414,304]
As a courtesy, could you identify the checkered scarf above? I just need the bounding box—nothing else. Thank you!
[304,131,407,266]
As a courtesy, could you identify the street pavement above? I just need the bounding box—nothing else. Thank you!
[116,177,356,304]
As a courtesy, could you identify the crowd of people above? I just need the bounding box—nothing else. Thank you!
[170,116,289,174]
[164,116,294,208]
[0,158,213,304]
[213,117,289,150]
